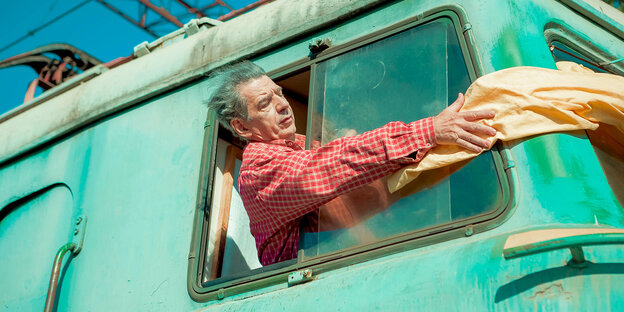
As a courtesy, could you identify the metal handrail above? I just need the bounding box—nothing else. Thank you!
[44,215,86,312]
[503,230,624,268]
[44,243,76,312]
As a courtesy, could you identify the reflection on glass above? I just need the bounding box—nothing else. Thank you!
[550,41,609,74]
[303,18,503,257]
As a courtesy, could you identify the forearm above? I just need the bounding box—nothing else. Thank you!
[243,117,436,217]
[316,176,401,231]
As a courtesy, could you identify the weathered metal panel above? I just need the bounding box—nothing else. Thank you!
[0,79,208,311]
[1,0,623,311]
[0,186,73,311]
[196,236,624,311]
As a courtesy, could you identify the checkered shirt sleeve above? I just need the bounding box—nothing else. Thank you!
[239,117,436,266]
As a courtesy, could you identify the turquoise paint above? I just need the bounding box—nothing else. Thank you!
[52,81,209,311]
[1,0,624,311]
[0,186,74,311]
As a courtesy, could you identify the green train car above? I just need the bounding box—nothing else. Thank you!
[1,0,623,311]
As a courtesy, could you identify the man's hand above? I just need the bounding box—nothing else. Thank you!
[433,93,496,153]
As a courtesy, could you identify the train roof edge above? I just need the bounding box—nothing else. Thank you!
[0,0,623,165]
[0,0,384,165]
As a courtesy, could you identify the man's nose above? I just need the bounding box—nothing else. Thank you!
[275,95,290,113]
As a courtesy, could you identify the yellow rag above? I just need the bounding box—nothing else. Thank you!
[388,62,624,193]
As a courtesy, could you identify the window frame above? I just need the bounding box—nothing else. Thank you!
[544,21,624,75]
[188,6,515,302]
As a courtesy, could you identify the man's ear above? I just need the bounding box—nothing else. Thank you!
[230,118,253,139]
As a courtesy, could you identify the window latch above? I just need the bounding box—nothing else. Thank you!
[309,38,332,55]
[288,269,313,286]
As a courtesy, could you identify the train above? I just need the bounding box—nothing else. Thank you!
[1,0,623,310]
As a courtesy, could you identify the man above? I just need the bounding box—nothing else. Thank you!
[208,61,496,266]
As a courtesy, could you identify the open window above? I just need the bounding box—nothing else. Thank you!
[545,25,624,207]
[200,69,311,284]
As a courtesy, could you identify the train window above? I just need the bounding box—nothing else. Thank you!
[302,18,504,257]
[201,70,310,284]
[195,14,509,297]
[548,40,624,206]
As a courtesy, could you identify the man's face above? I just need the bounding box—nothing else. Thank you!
[231,75,297,142]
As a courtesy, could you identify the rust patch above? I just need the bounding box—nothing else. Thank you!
[526,282,572,311]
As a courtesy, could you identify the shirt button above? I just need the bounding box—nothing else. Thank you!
[425,143,431,148]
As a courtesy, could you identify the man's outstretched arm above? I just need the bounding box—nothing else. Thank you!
[240,93,496,224]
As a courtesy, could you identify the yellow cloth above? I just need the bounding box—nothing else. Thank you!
[388,62,624,193]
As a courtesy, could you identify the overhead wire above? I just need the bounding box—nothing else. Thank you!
[0,0,92,54]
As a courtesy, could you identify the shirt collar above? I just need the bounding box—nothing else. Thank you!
[260,133,306,150]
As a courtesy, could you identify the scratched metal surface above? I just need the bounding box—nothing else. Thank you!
[1,0,623,311]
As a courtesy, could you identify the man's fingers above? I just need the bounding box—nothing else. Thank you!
[461,121,497,136]
[446,93,465,112]
[460,109,495,121]
[455,137,483,153]
[458,130,491,149]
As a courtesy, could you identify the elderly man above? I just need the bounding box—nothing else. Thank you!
[209,61,496,266]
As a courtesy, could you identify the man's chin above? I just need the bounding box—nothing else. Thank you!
[280,130,296,141]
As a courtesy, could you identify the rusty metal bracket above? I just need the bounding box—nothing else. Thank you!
[72,215,87,254]
[309,38,332,54]
[288,269,313,287]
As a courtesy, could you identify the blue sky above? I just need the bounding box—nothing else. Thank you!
[0,0,255,115]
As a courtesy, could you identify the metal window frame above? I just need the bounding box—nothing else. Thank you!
[187,4,516,302]
[544,21,624,75]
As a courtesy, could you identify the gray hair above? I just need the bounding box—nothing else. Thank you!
[207,60,267,138]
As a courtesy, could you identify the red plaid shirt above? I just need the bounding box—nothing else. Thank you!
[239,118,436,266]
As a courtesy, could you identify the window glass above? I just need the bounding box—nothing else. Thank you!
[303,18,503,256]
[550,41,610,73]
